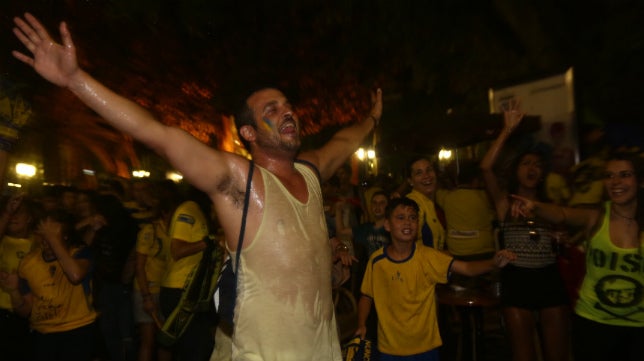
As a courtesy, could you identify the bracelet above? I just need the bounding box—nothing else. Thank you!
[368,115,379,129]
[335,243,350,253]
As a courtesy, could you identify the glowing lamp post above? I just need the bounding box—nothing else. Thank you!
[15,163,36,178]
[132,169,150,178]
[438,149,452,161]
[166,171,183,183]
[355,147,378,179]
[13,162,36,190]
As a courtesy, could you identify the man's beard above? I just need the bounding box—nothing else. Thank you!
[256,134,301,154]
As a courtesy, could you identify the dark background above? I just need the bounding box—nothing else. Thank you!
[1,0,643,184]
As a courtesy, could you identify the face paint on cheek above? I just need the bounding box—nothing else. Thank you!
[261,117,275,132]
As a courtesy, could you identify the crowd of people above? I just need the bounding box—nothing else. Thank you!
[0,179,218,361]
[1,10,642,361]
[327,98,643,361]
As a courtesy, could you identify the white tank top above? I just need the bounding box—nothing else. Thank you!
[231,163,342,361]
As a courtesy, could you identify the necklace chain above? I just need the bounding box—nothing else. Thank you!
[612,207,635,223]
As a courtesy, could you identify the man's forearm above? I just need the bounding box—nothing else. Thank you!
[314,114,378,181]
[67,70,160,141]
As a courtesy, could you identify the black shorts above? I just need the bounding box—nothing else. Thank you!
[500,263,569,309]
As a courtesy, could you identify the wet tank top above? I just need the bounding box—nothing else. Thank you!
[231,163,341,361]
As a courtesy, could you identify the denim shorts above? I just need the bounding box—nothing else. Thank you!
[132,289,162,324]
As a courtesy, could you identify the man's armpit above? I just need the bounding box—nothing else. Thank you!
[216,175,246,209]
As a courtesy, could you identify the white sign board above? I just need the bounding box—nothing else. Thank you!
[488,68,578,171]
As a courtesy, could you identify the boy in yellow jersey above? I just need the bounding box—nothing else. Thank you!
[355,198,515,360]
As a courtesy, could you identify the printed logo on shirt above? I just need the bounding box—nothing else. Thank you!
[593,275,644,322]
[176,214,195,225]
[391,271,404,283]
[589,248,644,322]
[595,275,642,308]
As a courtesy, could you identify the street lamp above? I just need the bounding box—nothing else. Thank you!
[438,147,457,174]
[15,163,36,177]
[438,148,452,161]
[13,162,36,191]
[355,147,378,178]
[132,169,150,178]
[355,147,366,161]
[166,171,183,183]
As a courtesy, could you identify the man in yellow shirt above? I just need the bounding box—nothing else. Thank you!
[159,196,214,361]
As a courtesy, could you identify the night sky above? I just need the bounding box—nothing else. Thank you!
[1,0,643,181]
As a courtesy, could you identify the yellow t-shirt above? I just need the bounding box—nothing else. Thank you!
[406,189,446,250]
[361,244,453,355]
[545,172,571,205]
[362,186,383,222]
[135,220,170,293]
[161,201,208,289]
[435,188,496,257]
[568,156,606,207]
[568,180,604,207]
[19,246,97,333]
[0,235,34,310]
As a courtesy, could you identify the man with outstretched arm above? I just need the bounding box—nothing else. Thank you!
[12,12,382,361]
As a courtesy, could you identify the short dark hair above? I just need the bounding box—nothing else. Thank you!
[371,190,389,201]
[385,197,419,219]
[406,156,434,178]
[234,94,258,151]
[233,84,281,151]
[14,196,42,230]
[41,209,81,248]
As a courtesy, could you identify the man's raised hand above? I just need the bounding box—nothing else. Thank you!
[12,13,80,88]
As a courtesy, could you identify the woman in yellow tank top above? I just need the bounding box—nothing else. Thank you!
[511,151,644,361]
